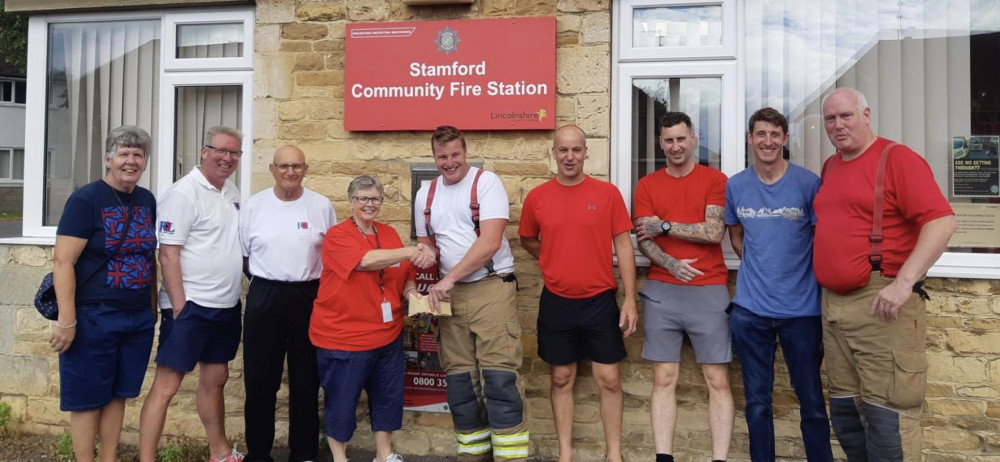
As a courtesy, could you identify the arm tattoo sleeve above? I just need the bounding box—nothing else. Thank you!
[669,205,727,244]
[638,239,680,272]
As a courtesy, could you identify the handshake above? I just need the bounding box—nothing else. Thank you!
[409,242,437,269]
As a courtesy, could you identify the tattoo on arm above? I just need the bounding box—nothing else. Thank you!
[668,205,727,244]
[638,239,679,272]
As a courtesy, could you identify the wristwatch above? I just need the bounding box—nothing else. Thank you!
[660,221,671,235]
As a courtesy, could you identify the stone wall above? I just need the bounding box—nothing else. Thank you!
[1,1,998,461]
[2,244,999,460]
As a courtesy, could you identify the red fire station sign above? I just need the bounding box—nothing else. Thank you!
[345,17,556,131]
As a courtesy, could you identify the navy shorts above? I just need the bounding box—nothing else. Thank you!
[317,335,404,443]
[155,300,242,372]
[59,302,155,412]
[537,287,628,365]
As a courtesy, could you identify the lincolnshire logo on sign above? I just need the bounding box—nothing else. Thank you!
[435,27,461,55]
[490,108,547,122]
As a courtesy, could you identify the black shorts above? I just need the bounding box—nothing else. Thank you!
[537,286,627,365]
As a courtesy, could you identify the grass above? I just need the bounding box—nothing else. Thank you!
[157,443,185,462]
[0,401,11,434]
[53,431,74,461]
[155,436,211,462]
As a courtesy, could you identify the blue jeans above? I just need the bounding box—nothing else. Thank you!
[730,304,833,462]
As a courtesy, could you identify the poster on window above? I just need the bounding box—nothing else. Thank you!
[952,136,1000,198]
[403,285,449,413]
[948,203,1000,248]
[403,175,449,413]
[345,17,556,131]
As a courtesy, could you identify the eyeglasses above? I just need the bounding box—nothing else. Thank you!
[352,196,383,205]
[274,163,306,172]
[204,145,243,158]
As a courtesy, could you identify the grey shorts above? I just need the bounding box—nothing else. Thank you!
[640,280,732,364]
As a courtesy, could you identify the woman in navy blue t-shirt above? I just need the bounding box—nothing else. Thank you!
[49,126,157,462]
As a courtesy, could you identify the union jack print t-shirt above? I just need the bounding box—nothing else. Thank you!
[56,180,158,310]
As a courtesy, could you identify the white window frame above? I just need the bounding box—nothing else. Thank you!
[618,0,737,62]
[613,0,742,266]
[611,61,741,212]
[163,11,254,71]
[613,0,998,278]
[18,7,254,240]
[157,71,253,198]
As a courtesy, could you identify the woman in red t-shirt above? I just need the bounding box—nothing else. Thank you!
[310,175,434,462]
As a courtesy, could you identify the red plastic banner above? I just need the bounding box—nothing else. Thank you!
[345,17,556,131]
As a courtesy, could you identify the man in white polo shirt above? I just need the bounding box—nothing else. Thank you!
[138,126,246,462]
[240,145,336,462]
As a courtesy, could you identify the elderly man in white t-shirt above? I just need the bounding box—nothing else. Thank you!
[139,126,247,462]
[239,145,336,462]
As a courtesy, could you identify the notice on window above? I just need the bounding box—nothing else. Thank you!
[949,203,1000,248]
[952,136,1000,198]
[402,263,449,413]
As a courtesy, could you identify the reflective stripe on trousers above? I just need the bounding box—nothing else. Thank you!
[456,428,492,455]
[492,431,529,459]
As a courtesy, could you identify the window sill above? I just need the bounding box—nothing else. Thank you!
[625,254,999,280]
[0,236,55,246]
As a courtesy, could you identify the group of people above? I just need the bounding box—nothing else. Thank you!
[623,87,954,462]
[48,85,955,462]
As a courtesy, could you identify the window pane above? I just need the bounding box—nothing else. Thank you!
[0,81,11,102]
[745,0,1000,253]
[45,20,160,226]
[630,77,722,196]
[174,85,243,182]
[0,150,9,178]
[13,149,24,180]
[633,5,722,48]
[176,23,244,59]
[14,81,26,104]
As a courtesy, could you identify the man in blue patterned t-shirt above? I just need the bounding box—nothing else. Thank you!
[724,108,833,462]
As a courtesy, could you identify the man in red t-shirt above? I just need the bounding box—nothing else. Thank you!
[815,88,956,461]
[519,125,637,462]
[633,112,733,462]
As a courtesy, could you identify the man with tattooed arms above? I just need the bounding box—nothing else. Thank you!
[633,112,734,462]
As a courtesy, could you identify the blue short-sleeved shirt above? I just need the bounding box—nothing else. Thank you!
[725,163,820,318]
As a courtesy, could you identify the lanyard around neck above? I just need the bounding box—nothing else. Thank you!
[351,217,385,299]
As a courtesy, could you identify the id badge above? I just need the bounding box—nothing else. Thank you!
[381,301,393,323]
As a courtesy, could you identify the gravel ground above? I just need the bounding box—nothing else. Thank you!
[0,432,464,462]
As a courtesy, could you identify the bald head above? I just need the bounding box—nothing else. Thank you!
[822,88,875,159]
[273,145,305,165]
[270,145,309,198]
[553,125,587,149]
[552,125,588,185]
[822,88,869,115]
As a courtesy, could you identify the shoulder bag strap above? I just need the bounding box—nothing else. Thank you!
[79,203,133,286]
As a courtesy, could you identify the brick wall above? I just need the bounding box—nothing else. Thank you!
[1,1,998,461]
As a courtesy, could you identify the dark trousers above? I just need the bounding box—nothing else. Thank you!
[730,304,834,462]
[243,277,320,462]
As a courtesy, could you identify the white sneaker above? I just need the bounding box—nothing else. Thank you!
[374,454,404,462]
